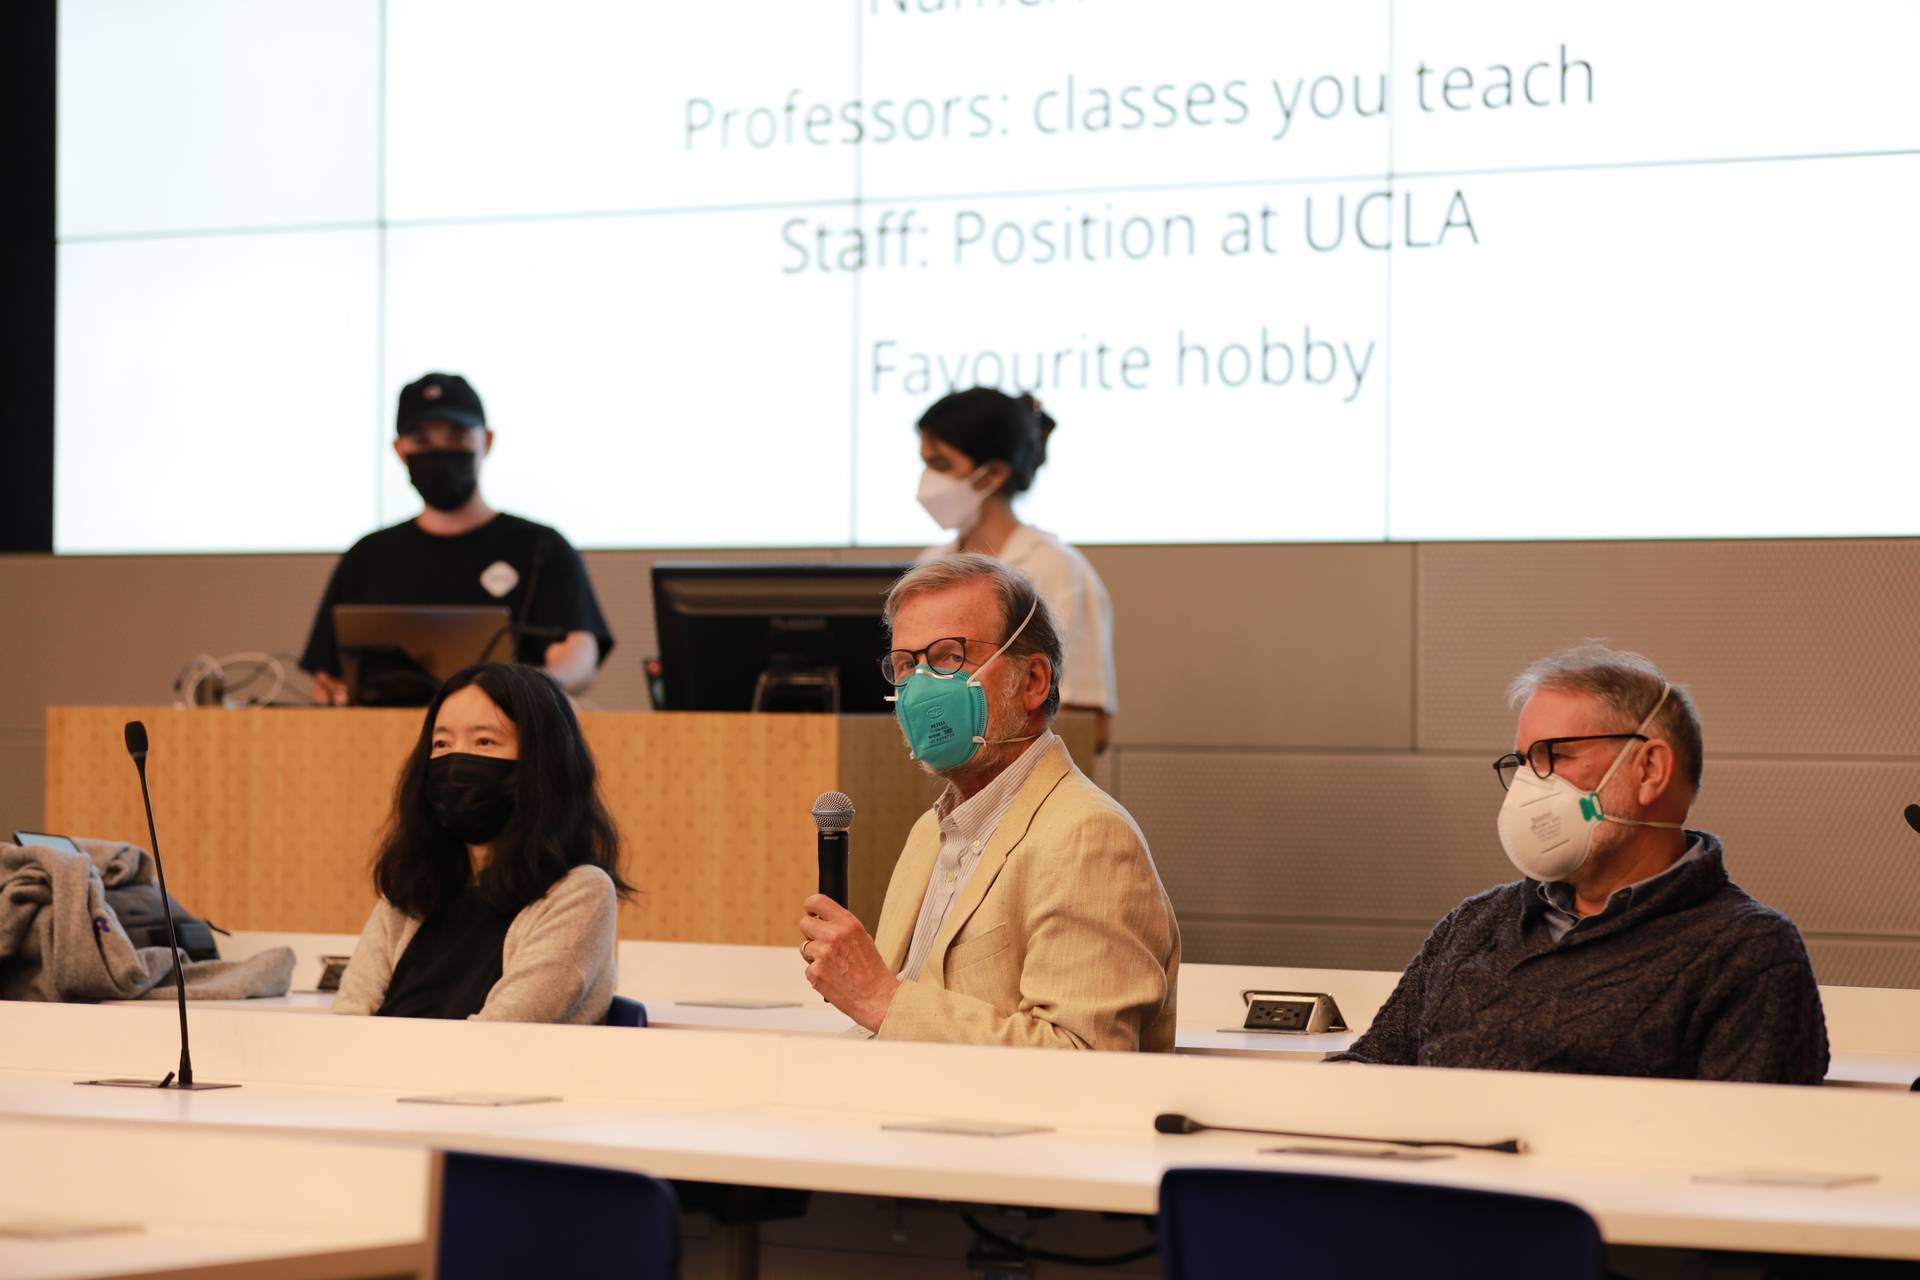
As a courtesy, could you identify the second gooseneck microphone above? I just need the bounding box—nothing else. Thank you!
[811,791,855,908]
[1154,1112,1525,1155]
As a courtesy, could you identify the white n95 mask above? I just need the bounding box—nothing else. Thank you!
[916,468,988,533]
[1496,683,1686,882]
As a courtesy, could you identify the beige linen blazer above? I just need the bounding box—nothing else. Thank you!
[873,740,1180,1050]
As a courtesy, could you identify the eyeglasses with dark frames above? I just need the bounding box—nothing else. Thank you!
[1492,733,1648,791]
[880,637,994,687]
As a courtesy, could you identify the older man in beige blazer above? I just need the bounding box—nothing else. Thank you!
[798,554,1179,1050]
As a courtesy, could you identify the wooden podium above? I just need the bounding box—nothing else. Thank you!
[43,707,1093,945]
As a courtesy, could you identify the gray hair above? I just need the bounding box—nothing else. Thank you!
[884,553,1063,720]
[1507,642,1703,790]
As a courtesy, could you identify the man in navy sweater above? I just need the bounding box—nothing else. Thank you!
[1332,644,1828,1084]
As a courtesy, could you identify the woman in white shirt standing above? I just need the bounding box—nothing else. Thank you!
[914,387,1118,752]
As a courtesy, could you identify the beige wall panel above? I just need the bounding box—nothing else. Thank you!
[0,731,45,833]
[574,550,656,712]
[1087,543,1414,750]
[1801,939,1920,991]
[1178,920,1429,974]
[1417,538,1920,755]
[1119,749,1504,924]
[1692,760,1920,936]
[0,553,334,728]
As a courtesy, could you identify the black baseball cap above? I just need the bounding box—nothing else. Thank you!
[396,372,486,435]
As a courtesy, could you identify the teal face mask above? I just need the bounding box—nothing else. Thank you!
[889,599,1039,772]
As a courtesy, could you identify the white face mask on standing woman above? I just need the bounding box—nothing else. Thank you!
[1496,683,1686,882]
[916,467,990,533]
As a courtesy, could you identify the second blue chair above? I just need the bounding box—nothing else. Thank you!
[1159,1167,1604,1280]
[606,995,649,1027]
[430,1149,679,1278]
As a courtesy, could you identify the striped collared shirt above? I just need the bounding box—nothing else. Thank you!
[897,731,1059,983]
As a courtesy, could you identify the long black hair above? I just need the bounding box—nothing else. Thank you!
[917,387,1056,497]
[373,662,630,919]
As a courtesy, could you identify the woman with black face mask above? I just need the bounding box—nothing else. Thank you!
[331,662,631,1022]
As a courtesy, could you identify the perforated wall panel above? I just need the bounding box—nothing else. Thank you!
[1119,750,1507,924]
[1179,919,1431,974]
[0,732,43,831]
[1090,543,1415,751]
[1691,760,1920,935]
[1417,539,1920,756]
[1800,939,1920,990]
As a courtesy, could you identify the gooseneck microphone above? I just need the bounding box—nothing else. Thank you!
[505,538,552,662]
[1154,1112,1525,1156]
[811,791,854,909]
[78,722,237,1090]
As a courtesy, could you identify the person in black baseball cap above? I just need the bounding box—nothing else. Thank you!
[298,372,615,705]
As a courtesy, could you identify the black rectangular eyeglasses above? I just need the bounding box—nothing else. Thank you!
[1492,733,1648,791]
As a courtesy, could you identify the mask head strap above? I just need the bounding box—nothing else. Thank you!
[1592,681,1670,794]
[966,596,1039,689]
[1583,682,1681,827]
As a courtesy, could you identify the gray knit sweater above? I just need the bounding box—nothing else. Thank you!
[1329,833,1829,1084]
[331,865,617,1024]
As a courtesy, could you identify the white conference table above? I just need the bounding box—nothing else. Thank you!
[6,999,1920,1264]
[196,934,1920,1085]
[0,1113,426,1280]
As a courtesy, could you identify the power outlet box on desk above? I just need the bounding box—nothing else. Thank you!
[1238,991,1347,1035]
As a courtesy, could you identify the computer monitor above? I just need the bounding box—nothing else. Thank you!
[332,604,514,707]
[650,562,912,713]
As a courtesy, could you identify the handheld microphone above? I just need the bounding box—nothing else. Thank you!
[78,722,237,1091]
[1904,805,1920,834]
[811,791,854,909]
[1153,1112,1525,1156]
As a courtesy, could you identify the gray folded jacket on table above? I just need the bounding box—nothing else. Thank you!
[0,838,292,1002]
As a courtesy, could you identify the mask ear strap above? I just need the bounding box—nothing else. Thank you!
[966,597,1039,689]
[1590,681,1672,802]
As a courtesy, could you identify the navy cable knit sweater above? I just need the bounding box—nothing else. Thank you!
[1329,832,1829,1084]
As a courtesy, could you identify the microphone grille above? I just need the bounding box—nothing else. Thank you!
[123,720,149,757]
[1153,1113,1197,1135]
[811,790,855,832]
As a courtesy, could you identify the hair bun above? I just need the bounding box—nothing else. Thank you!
[1018,393,1057,466]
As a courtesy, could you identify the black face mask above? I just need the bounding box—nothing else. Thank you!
[406,449,480,512]
[426,752,518,846]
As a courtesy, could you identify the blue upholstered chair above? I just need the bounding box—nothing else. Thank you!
[606,995,649,1027]
[430,1149,679,1278]
[1158,1167,1604,1280]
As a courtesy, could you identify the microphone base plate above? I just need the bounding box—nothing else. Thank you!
[76,1078,240,1090]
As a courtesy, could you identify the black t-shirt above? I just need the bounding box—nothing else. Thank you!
[374,887,513,1020]
[300,513,614,676]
